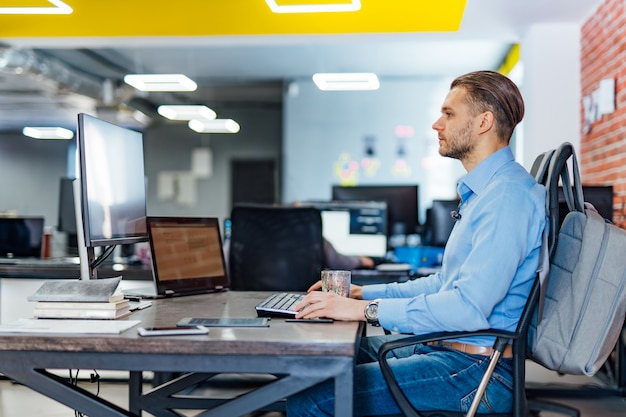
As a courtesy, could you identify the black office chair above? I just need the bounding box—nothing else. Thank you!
[375,148,580,417]
[228,203,324,292]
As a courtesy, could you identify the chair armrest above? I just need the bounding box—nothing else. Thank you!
[377,329,517,358]
[377,329,517,417]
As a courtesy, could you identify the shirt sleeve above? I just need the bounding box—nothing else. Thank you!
[362,271,443,300]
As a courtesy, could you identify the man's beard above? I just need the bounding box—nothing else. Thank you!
[439,120,474,161]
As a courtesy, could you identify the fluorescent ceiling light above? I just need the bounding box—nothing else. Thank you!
[23,127,74,140]
[265,0,360,13]
[312,73,380,91]
[0,0,72,14]
[157,105,216,121]
[124,74,197,92]
[189,119,240,134]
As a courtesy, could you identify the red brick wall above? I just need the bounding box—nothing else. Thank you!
[580,0,626,228]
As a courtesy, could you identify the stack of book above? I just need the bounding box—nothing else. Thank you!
[28,276,131,320]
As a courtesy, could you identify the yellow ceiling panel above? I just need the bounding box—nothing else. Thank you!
[0,0,467,38]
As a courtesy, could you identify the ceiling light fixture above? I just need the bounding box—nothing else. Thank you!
[23,127,74,140]
[312,72,380,91]
[0,0,72,14]
[188,119,240,134]
[124,74,197,92]
[157,105,216,121]
[265,0,360,13]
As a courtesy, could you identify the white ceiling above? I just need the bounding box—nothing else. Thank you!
[0,0,603,131]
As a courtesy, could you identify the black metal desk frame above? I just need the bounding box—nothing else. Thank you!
[1,351,355,416]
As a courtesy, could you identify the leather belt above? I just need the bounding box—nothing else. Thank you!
[427,341,513,359]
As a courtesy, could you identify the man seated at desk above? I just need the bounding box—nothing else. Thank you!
[287,70,546,416]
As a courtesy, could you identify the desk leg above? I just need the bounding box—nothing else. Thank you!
[129,371,143,416]
[334,360,354,416]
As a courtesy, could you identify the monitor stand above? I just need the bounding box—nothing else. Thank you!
[73,179,92,280]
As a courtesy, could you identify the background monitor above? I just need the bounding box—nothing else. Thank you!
[558,185,613,225]
[57,177,78,255]
[309,201,388,258]
[423,199,459,247]
[58,177,77,235]
[331,185,419,237]
[0,216,45,258]
[77,113,148,248]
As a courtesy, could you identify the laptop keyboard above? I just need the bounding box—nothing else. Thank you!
[255,292,305,318]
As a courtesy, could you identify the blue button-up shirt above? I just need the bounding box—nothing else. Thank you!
[363,147,547,346]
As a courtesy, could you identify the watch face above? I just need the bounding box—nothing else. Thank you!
[366,301,379,321]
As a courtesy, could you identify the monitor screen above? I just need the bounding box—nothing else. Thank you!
[332,185,419,236]
[424,199,459,247]
[308,201,388,258]
[0,217,45,258]
[77,113,148,248]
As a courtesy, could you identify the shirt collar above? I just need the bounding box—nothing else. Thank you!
[456,147,514,202]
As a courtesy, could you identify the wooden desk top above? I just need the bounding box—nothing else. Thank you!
[0,291,363,358]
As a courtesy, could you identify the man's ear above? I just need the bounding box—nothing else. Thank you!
[477,111,494,134]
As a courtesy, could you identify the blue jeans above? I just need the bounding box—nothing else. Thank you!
[286,334,514,416]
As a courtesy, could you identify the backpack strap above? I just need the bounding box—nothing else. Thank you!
[544,142,585,255]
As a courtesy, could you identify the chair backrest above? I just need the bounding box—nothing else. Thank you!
[228,203,324,291]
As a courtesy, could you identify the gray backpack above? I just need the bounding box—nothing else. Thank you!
[528,142,626,376]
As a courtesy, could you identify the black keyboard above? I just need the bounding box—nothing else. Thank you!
[255,292,305,318]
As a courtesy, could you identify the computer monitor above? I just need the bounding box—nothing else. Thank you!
[424,199,459,247]
[308,201,388,258]
[76,113,148,279]
[558,185,613,225]
[0,216,45,258]
[332,185,419,236]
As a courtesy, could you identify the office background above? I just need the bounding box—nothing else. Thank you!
[0,0,624,251]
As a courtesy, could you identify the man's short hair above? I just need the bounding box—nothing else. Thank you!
[451,71,524,143]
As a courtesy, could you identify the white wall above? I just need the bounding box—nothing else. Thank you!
[0,133,68,221]
[521,23,582,168]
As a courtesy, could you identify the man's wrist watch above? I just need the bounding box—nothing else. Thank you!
[364,299,381,326]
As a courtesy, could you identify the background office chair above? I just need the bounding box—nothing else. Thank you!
[228,203,324,291]
[375,148,580,417]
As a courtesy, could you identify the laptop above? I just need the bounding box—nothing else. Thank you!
[123,216,229,299]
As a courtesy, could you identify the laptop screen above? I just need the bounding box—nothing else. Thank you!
[147,217,228,296]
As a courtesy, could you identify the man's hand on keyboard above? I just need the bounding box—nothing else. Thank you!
[293,291,369,322]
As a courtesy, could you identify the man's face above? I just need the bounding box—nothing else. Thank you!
[432,86,477,161]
